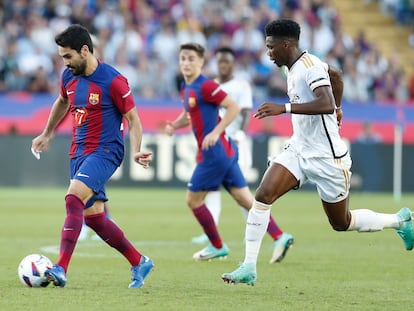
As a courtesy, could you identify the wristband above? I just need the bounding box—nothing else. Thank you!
[285,103,291,113]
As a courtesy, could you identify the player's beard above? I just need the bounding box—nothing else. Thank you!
[70,58,87,76]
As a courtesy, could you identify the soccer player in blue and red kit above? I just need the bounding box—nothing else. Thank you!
[165,42,292,262]
[31,24,154,288]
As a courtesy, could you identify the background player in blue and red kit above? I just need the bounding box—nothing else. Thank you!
[165,42,293,262]
[31,24,154,288]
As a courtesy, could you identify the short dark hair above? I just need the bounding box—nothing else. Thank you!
[264,19,300,41]
[55,24,93,54]
[179,42,205,58]
[215,46,236,57]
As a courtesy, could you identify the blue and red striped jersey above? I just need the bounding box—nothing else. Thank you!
[60,62,135,162]
[181,74,236,163]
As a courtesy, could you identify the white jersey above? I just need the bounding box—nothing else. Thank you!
[286,52,348,158]
[216,78,253,139]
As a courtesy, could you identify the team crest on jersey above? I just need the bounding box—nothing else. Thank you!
[188,97,196,107]
[89,93,100,105]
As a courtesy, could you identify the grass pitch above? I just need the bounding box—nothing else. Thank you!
[1,187,413,311]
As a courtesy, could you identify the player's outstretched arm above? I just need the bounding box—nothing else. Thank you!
[254,86,335,119]
[31,95,70,153]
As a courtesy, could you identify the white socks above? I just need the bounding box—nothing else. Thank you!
[205,190,250,224]
[244,200,271,264]
[205,191,221,225]
[348,209,400,232]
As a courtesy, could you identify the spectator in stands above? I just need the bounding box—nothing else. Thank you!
[232,9,265,56]
[373,54,408,102]
[342,56,370,102]
[0,0,409,104]
[356,122,383,143]
[176,12,207,47]
[27,66,51,93]
[266,67,288,98]
[0,39,23,92]
[151,13,178,64]
[356,48,388,98]
[330,22,354,70]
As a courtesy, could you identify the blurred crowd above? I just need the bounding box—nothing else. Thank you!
[0,0,413,103]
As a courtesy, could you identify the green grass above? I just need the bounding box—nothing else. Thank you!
[1,187,413,311]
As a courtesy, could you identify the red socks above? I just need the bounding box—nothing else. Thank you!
[57,194,84,272]
[267,214,283,240]
[192,204,223,249]
[85,212,141,266]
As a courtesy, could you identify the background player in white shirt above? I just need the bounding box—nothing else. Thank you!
[192,46,294,264]
[222,19,414,286]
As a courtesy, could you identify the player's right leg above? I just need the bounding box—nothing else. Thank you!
[45,177,95,287]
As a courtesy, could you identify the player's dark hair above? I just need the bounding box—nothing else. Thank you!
[55,24,94,54]
[215,46,236,57]
[265,19,300,41]
[180,42,205,58]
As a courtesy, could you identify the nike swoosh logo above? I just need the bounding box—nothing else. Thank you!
[67,90,75,95]
[77,173,89,178]
[63,228,74,231]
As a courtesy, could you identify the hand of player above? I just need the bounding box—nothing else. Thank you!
[336,107,343,128]
[31,133,52,154]
[202,132,219,150]
[164,121,175,136]
[134,151,153,169]
[254,102,285,119]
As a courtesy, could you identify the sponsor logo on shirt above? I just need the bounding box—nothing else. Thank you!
[74,108,88,126]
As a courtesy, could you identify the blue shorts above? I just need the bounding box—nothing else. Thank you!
[188,151,247,192]
[70,153,119,208]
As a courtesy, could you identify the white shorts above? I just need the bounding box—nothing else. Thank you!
[237,138,252,176]
[271,143,352,203]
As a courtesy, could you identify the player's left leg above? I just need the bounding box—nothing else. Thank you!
[314,155,414,251]
[84,201,154,288]
[188,161,231,260]
[78,220,91,241]
[90,203,112,241]
[191,191,221,245]
[187,190,229,260]
[323,197,414,250]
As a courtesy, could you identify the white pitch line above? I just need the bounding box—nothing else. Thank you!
[40,240,245,258]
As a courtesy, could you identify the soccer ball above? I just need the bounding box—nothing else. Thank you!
[18,254,53,287]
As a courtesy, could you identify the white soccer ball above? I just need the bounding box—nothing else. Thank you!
[18,254,53,287]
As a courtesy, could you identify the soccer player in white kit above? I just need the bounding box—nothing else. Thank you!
[222,19,414,285]
[191,47,294,264]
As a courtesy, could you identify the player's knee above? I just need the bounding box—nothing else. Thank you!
[255,187,276,205]
[185,197,200,210]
